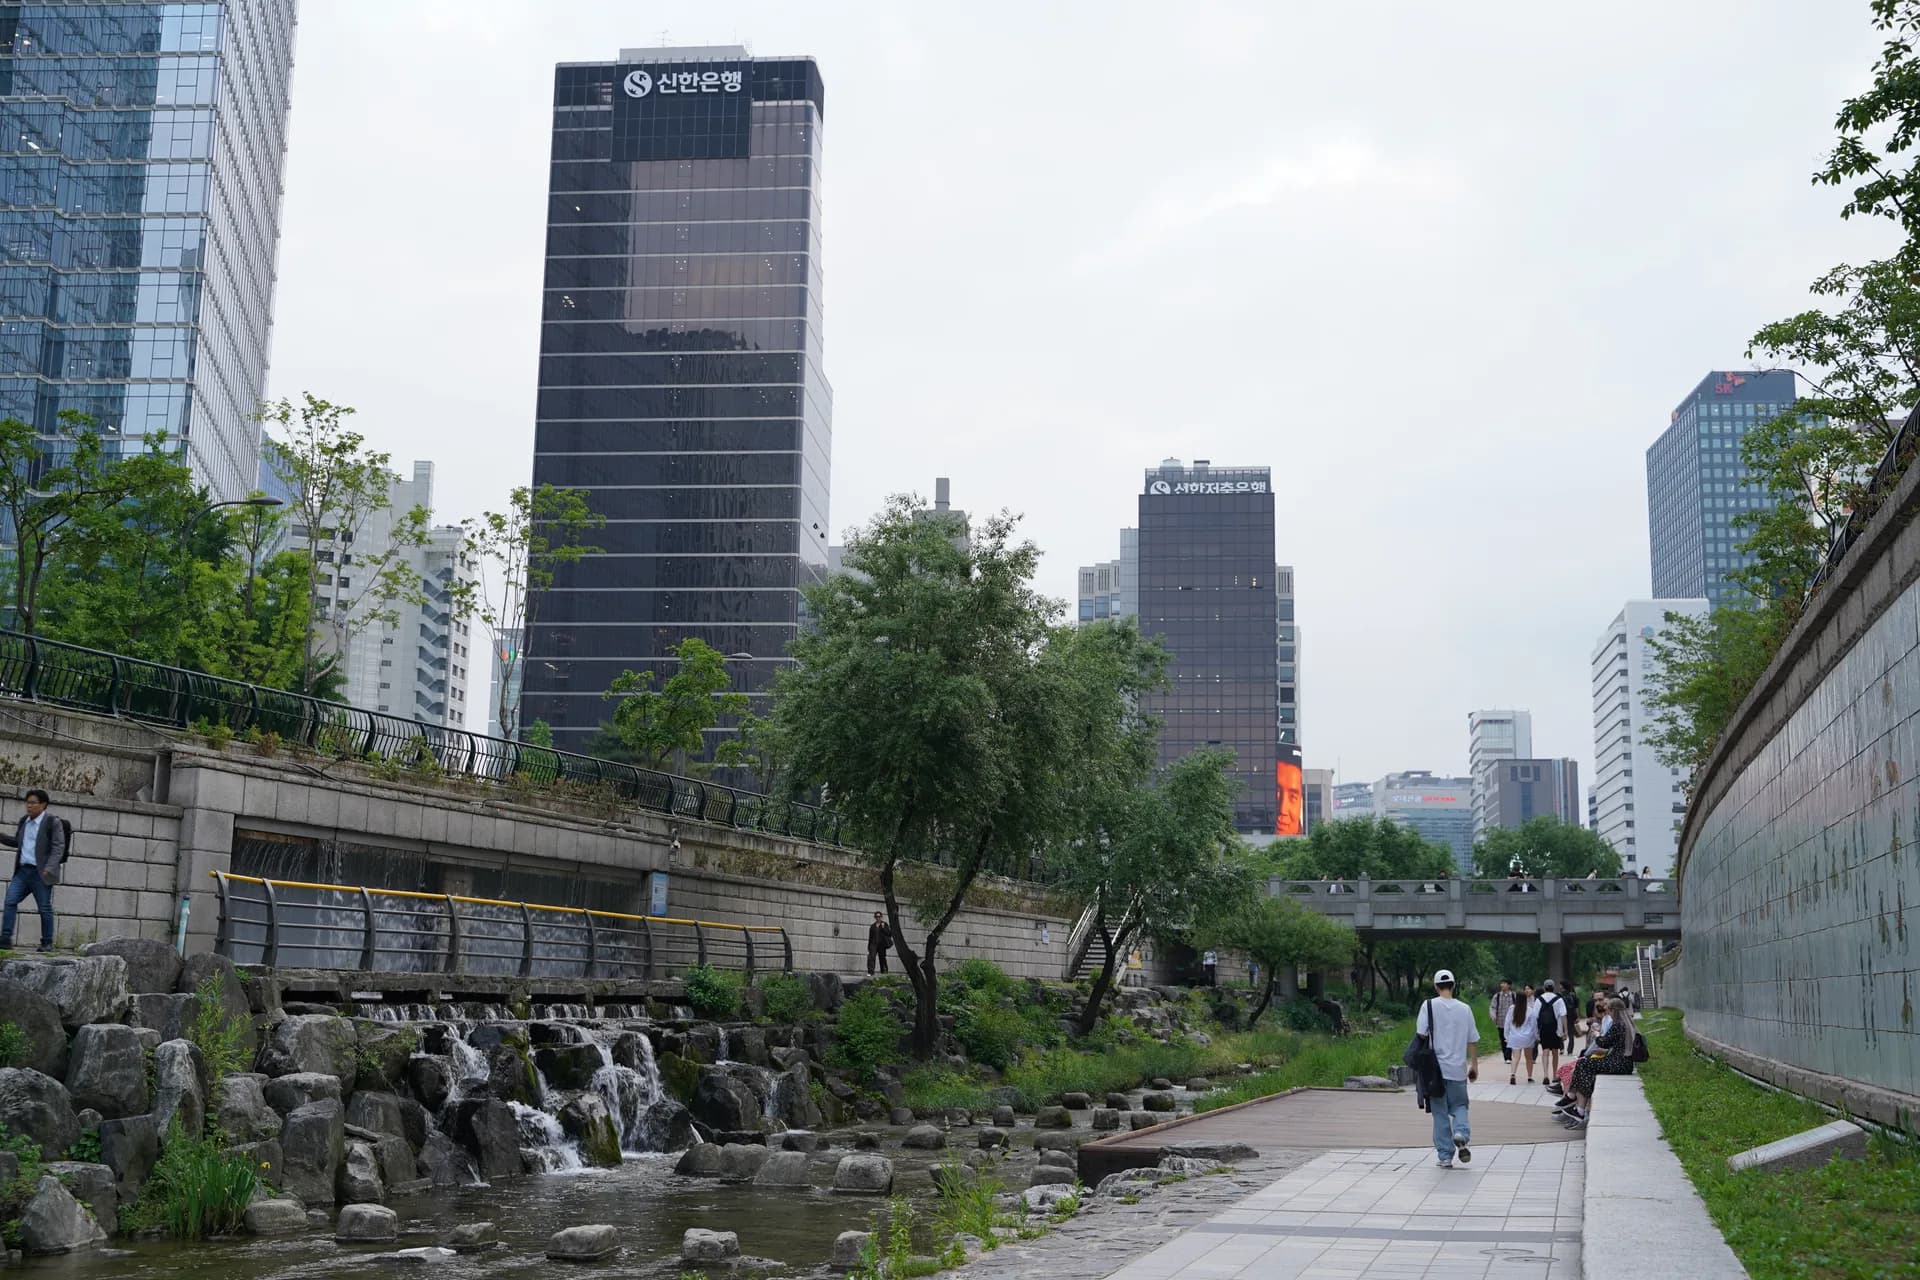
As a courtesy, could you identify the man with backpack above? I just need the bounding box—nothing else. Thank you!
[1537,980,1569,1093]
[0,790,66,952]
[1411,968,1480,1168]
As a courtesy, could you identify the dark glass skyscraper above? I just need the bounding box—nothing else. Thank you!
[1136,461,1279,834]
[0,1,298,500]
[1646,369,1797,609]
[522,46,830,753]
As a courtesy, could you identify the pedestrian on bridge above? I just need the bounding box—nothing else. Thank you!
[866,911,892,975]
[1414,968,1479,1169]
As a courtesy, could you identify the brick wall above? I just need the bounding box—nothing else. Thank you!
[7,795,182,948]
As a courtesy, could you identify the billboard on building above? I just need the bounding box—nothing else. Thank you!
[612,60,753,160]
[1275,745,1304,837]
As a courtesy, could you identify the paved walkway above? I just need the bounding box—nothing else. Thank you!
[1100,1082,1585,1279]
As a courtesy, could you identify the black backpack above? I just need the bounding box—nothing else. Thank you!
[1402,999,1441,1097]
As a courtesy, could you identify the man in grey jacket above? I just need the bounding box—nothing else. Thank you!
[0,790,65,951]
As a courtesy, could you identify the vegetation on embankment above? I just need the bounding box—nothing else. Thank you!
[1637,1013,1920,1280]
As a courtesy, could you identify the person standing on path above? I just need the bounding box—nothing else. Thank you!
[0,790,64,952]
[865,911,892,975]
[1489,979,1515,1068]
[1537,980,1568,1090]
[1502,985,1540,1084]
[1415,968,1479,1168]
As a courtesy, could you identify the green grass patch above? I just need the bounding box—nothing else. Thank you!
[1636,1012,1920,1280]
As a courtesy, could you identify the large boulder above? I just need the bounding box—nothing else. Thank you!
[830,1230,871,1270]
[1,956,128,1030]
[547,1224,618,1263]
[807,972,843,1012]
[831,1153,894,1194]
[753,1149,812,1187]
[416,1129,478,1188]
[902,1123,946,1150]
[344,1090,408,1143]
[406,1056,455,1112]
[337,1139,384,1203]
[682,1227,741,1261]
[280,1098,345,1207]
[0,984,68,1077]
[127,992,198,1042]
[1034,1105,1073,1128]
[43,1161,116,1235]
[445,1221,498,1252]
[769,1061,823,1129]
[353,1024,416,1093]
[63,1024,148,1118]
[178,952,255,1056]
[690,1070,760,1132]
[533,1043,603,1092]
[371,1134,412,1189]
[150,1038,206,1140]
[243,1198,308,1236]
[81,939,180,996]
[673,1141,724,1177]
[639,1099,695,1153]
[557,1094,622,1168]
[0,1068,78,1158]
[228,1137,282,1191]
[18,1176,106,1254]
[335,1203,398,1243]
[258,1015,357,1084]
[481,1043,539,1106]
[99,1114,159,1202]
[263,1072,342,1117]
[212,1073,282,1143]
[449,1098,525,1180]
[718,1142,770,1182]
[1141,1091,1177,1112]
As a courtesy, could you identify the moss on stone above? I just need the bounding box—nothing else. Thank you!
[580,1113,622,1168]
[659,1051,702,1104]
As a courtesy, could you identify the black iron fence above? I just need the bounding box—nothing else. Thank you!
[212,872,792,979]
[0,629,840,845]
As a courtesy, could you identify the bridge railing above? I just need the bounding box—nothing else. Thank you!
[211,872,792,980]
[1268,876,1674,902]
[0,628,841,846]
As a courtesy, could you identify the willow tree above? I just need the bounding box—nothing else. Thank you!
[770,496,1100,1056]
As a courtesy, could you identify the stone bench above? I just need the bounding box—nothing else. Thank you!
[1584,1076,1748,1279]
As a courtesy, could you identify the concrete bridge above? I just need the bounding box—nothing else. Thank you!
[1270,875,1680,982]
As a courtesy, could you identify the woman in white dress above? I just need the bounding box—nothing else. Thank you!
[1503,985,1541,1085]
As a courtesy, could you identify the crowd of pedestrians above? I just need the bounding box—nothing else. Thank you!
[1483,972,1642,1130]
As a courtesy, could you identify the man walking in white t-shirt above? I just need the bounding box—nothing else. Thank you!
[1415,968,1480,1168]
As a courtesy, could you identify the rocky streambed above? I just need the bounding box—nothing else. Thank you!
[0,944,1236,1276]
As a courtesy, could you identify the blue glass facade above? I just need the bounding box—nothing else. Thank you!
[522,49,831,754]
[1646,369,1797,610]
[0,1,297,499]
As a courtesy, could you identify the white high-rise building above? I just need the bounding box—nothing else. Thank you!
[1468,709,1533,842]
[1591,599,1708,876]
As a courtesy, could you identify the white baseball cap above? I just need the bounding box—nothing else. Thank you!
[1433,969,1455,985]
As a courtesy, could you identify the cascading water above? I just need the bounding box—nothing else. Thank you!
[510,1101,584,1173]
[586,1029,663,1151]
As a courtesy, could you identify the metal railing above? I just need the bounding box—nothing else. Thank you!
[1269,876,1674,900]
[1808,401,1920,593]
[212,872,792,980]
[0,628,840,845]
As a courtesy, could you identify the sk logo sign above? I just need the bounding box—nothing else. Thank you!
[624,70,653,98]
[1149,480,1172,494]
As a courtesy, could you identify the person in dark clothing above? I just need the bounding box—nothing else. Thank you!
[866,911,892,975]
[0,790,64,952]
[1558,997,1636,1128]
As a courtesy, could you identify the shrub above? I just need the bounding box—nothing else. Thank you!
[900,1068,992,1113]
[933,1160,1006,1248]
[188,975,251,1091]
[0,1021,26,1069]
[955,1001,1028,1072]
[684,963,743,1020]
[1281,999,1337,1034]
[758,972,813,1024]
[953,958,1015,1000]
[829,989,905,1076]
[122,1119,258,1240]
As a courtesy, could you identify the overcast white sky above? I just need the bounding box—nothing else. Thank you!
[264,1,1894,789]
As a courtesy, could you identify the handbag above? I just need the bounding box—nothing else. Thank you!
[1402,999,1439,1094]
[1631,1032,1650,1063]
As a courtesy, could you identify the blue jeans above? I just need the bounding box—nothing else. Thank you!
[1432,1077,1470,1161]
[1,865,53,948]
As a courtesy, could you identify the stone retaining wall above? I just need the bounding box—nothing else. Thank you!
[1671,425,1920,1128]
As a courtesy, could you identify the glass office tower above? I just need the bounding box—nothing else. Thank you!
[522,47,831,754]
[0,1,298,500]
[1646,369,1797,610]
[1136,460,1279,834]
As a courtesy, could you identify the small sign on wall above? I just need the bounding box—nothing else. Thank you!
[650,872,669,918]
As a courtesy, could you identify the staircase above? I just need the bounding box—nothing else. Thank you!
[1071,927,1112,982]
[1636,945,1659,1008]
[1063,898,1139,982]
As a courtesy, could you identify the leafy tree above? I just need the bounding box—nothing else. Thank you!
[1642,606,1781,781]
[450,484,604,740]
[604,636,748,768]
[1057,737,1252,1036]
[770,498,1099,1057]
[713,711,784,792]
[1210,896,1357,1026]
[262,394,429,695]
[1816,0,1920,248]
[1472,818,1623,880]
[1274,816,1455,882]
[0,413,187,637]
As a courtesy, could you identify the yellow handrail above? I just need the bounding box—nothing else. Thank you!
[211,872,766,934]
